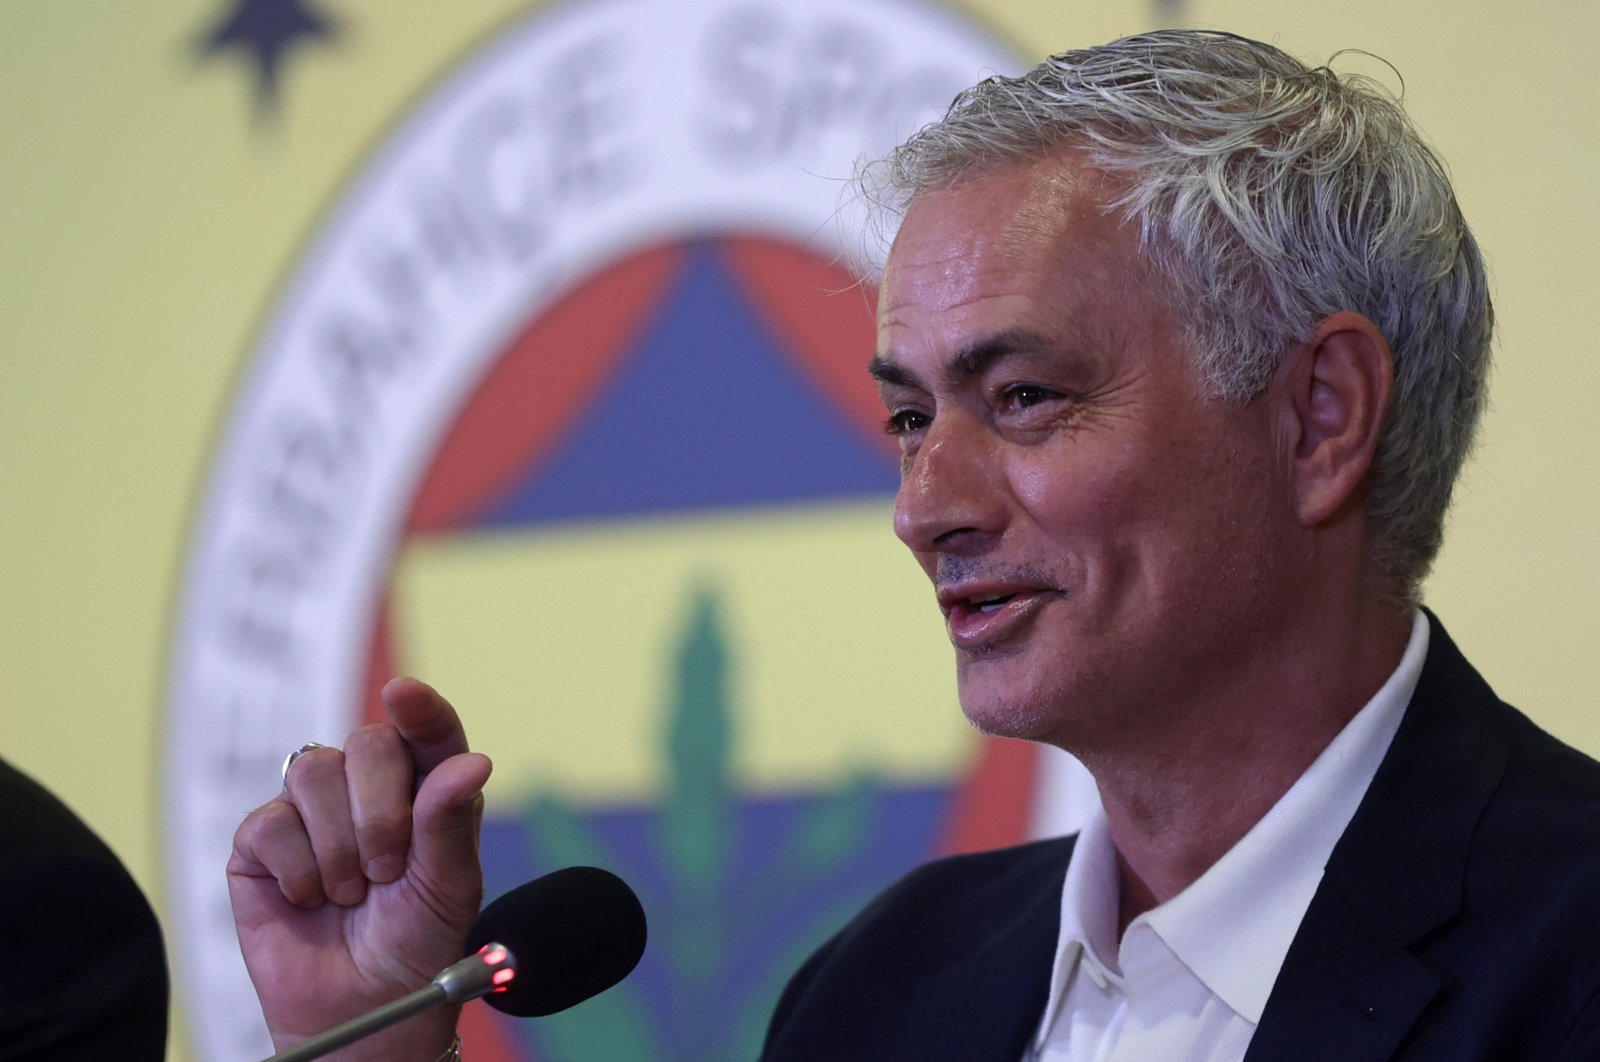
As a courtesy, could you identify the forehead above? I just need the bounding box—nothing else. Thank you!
[876,157,1168,368]
[893,157,1119,258]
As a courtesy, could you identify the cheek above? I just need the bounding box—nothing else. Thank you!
[1009,455,1145,602]
[1154,447,1296,605]
[1010,445,1145,534]
[1009,435,1273,600]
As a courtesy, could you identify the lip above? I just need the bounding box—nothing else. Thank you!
[938,584,1060,651]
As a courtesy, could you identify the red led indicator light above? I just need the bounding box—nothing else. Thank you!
[493,969,516,986]
[486,947,508,965]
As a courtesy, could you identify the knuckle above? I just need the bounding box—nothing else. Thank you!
[355,810,412,842]
[346,722,402,757]
[283,747,346,796]
[235,799,299,846]
[320,840,362,871]
[283,868,326,908]
[296,745,346,774]
[353,807,412,882]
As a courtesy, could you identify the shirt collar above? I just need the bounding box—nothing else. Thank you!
[1037,611,1430,1034]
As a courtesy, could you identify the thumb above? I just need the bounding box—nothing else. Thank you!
[409,751,493,908]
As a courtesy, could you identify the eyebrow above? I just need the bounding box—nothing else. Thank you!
[868,328,1057,391]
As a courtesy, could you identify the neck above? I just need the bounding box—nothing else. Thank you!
[1082,598,1414,937]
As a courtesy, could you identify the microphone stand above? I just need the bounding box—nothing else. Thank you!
[261,944,516,1062]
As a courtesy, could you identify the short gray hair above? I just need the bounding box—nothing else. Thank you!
[864,29,1493,601]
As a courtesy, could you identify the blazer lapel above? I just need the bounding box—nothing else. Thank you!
[1245,614,1512,1062]
[1245,887,1444,1062]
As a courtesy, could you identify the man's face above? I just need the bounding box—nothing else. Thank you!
[873,158,1301,751]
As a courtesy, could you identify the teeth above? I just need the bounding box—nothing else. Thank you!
[972,594,1016,613]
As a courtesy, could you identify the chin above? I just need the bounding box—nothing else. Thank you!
[956,688,1066,745]
[954,659,1119,753]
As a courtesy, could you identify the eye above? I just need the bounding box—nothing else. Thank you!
[1001,383,1061,410]
[883,408,931,436]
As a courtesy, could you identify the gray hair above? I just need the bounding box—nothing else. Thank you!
[863,29,1493,601]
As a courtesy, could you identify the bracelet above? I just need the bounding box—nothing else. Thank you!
[435,1036,463,1062]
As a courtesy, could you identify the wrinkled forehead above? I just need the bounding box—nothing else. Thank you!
[876,158,1171,355]
[889,156,1108,247]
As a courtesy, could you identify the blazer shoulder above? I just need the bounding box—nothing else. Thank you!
[0,758,168,1061]
[764,836,1073,1060]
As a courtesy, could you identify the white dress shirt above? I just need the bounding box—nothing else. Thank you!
[1029,612,1430,1062]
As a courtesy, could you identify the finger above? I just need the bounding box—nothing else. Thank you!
[230,798,327,910]
[382,677,469,774]
[344,722,415,884]
[409,752,493,909]
[282,745,368,907]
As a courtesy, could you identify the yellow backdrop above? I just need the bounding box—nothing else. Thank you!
[3,1,1595,1058]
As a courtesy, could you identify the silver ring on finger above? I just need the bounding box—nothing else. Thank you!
[281,741,333,785]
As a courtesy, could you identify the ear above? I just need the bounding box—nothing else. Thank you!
[1272,312,1394,527]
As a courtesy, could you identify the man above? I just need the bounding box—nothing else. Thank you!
[230,30,1600,1061]
[0,756,168,1060]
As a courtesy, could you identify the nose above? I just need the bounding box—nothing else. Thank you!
[893,412,1007,555]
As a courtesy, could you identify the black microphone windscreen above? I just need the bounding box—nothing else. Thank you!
[464,866,647,1017]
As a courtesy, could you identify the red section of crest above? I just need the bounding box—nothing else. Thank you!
[460,999,522,1060]
[937,737,1040,855]
[406,245,683,533]
[720,237,894,458]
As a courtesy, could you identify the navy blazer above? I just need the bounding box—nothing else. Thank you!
[0,758,168,1061]
[763,616,1600,1061]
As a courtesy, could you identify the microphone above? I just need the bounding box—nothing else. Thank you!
[261,866,648,1062]
[466,864,647,1016]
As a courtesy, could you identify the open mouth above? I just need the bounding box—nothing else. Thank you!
[941,588,1054,650]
